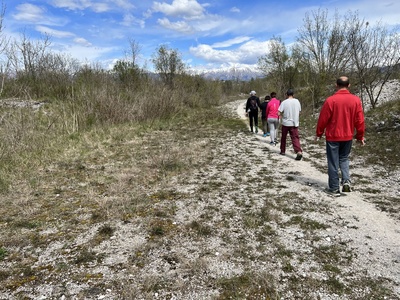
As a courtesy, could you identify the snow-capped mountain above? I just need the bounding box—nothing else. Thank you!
[189,66,265,81]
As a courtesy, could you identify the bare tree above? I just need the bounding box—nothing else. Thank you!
[113,39,144,87]
[258,37,291,95]
[347,12,400,109]
[126,38,142,67]
[6,33,52,78]
[296,8,351,101]
[0,1,9,96]
[152,45,186,87]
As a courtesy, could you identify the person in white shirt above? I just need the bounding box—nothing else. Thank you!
[278,89,303,160]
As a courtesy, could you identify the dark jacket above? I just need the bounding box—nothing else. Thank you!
[259,101,269,119]
[245,96,261,113]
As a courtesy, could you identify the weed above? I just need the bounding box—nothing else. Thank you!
[0,247,8,260]
[186,220,213,236]
[216,272,278,300]
[75,248,98,265]
[287,215,329,230]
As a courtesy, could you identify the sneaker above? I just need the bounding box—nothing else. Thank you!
[270,141,274,145]
[279,152,285,155]
[255,128,258,133]
[263,133,267,137]
[325,189,341,197]
[274,141,277,146]
[342,181,351,192]
[266,132,270,136]
[295,153,303,161]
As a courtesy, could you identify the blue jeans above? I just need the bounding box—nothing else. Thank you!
[326,141,352,191]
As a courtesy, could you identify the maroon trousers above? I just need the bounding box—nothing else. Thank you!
[280,125,302,154]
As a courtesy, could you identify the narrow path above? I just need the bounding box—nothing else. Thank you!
[237,100,400,293]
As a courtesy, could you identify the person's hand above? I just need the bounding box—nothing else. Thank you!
[357,138,366,146]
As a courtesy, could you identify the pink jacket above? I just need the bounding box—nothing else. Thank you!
[266,98,280,119]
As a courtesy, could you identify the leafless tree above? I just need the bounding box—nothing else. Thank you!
[0,1,9,96]
[346,12,400,109]
[126,38,142,67]
[296,8,352,102]
[258,37,292,95]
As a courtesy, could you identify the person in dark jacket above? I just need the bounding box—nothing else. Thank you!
[259,95,270,137]
[245,91,261,133]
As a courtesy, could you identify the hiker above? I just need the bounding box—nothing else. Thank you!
[278,89,303,160]
[245,91,261,133]
[315,76,365,197]
[259,95,270,137]
[266,92,280,145]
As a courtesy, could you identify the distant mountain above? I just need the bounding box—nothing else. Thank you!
[189,66,265,81]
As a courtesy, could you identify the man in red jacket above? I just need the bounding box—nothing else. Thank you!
[316,76,365,196]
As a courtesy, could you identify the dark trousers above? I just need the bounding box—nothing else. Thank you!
[248,111,258,132]
[280,125,302,154]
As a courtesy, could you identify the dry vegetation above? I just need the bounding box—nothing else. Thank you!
[0,96,399,299]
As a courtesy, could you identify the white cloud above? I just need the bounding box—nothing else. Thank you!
[157,18,194,34]
[121,14,145,28]
[50,0,134,12]
[114,0,135,10]
[190,39,271,64]
[35,26,75,38]
[50,0,87,10]
[230,7,240,13]
[152,0,205,20]
[13,4,66,26]
[73,37,93,47]
[212,36,252,48]
[91,3,110,13]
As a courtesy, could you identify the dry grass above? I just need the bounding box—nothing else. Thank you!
[0,98,399,299]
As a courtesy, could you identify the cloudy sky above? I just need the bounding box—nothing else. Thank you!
[4,0,400,71]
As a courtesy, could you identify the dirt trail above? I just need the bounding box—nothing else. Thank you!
[237,100,400,292]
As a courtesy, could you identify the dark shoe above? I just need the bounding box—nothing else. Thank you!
[279,152,285,155]
[342,181,351,192]
[295,153,303,160]
[325,188,341,197]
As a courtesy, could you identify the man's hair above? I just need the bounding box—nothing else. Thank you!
[264,95,271,101]
[286,89,294,96]
[270,92,277,98]
[336,76,350,88]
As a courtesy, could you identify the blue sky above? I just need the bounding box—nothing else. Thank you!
[4,0,400,71]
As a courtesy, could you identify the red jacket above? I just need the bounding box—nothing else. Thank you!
[316,89,365,141]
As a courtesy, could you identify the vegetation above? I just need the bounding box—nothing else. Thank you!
[0,3,399,299]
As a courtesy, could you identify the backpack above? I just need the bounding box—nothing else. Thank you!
[250,97,258,111]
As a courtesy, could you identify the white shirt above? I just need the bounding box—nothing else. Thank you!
[278,98,301,127]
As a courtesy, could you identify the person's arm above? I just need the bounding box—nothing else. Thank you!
[265,103,270,118]
[315,100,330,139]
[354,100,366,145]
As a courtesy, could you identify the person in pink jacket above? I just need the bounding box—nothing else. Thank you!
[316,76,365,196]
[265,92,280,145]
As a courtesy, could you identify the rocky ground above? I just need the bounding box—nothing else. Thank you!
[0,99,399,299]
